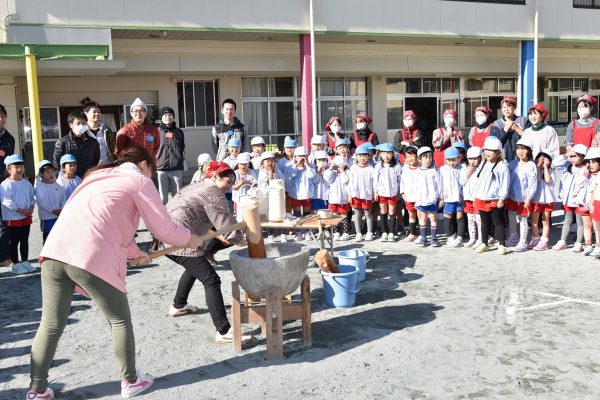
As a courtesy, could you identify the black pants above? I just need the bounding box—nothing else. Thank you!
[479,207,505,246]
[167,240,231,333]
[8,224,30,263]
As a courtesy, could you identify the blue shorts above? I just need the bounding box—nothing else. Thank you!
[443,202,464,214]
[40,218,57,233]
[311,199,328,210]
[416,203,438,212]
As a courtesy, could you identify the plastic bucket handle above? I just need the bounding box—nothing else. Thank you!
[332,273,361,294]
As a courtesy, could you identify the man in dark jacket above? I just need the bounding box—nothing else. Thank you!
[52,111,100,177]
[156,106,185,204]
[212,99,245,161]
[0,104,16,181]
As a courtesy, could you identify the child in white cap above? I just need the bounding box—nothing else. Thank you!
[439,147,465,247]
[311,150,330,211]
[460,146,483,248]
[414,147,442,247]
[308,135,327,165]
[250,136,266,170]
[284,146,316,241]
[192,153,212,183]
[324,156,351,241]
[231,152,257,210]
[400,146,420,242]
[348,144,375,241]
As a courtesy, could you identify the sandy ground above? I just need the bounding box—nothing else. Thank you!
[2,211,600,400]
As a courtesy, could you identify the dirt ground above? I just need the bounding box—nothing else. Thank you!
[2,212,600,399]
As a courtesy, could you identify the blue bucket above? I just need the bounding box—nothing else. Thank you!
[321,265,360,308]
[337,250,371,281]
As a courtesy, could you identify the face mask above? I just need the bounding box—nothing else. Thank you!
[444,118,455,127]
[331,125,341,134]
[403,119,414,128]
[578,107,591,119]
[475,116,488,126]
[356,122,366,130]
[74,125,87,137]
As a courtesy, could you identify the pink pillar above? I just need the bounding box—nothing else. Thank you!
[299,34,314,147]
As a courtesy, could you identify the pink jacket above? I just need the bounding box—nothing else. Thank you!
[40,163,191,293]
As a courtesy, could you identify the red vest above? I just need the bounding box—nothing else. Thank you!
[471,125,492,148]
[353,131,375,147]
[573,118,600,148]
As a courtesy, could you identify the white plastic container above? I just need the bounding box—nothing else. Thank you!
[268,179,286,222]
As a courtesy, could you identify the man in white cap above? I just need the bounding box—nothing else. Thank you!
[115,98,160,162]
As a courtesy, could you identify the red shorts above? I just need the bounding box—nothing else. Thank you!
[532,202,555,213]
[594,201,600,221]
[575,207,590,216]
[563,205,577,213]
[405,201,416,212]
[463,200,477,214]
[474,198,500,213]
[351,198,373,210]
[290,197,311,209]
[377,195,398,205]
[506,199,530,217]
[329,203,350,213]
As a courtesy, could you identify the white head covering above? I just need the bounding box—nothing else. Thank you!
[131,97,147,111]
[197,153,212,165]
[237,152,252,164]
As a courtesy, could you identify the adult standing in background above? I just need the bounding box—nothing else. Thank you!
[156,106,186,204]
[350,113,379,152]
[565,95,600,150]
[521,104,559,158]
[0,104,16,181]
[212,99,245,161]
[115,98,160,161]
[83,99,116,165]
[324,116,347,156]
[467,106,494,149]
[491,96,529,163]
[52,111,100,178]
[432,109,463,167]
[394,110,424,160]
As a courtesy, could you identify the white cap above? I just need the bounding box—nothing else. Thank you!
[537,148,555,161]
[483,136,502,151]
[516,137,533,149]
[294,146,307,157]
[313,150,329,160]
[237,152,251,164]
[332,156,346,168]
[571,144,589,156]
[251,136,266,146]
[131,97,147,111]
[197,153,212,165]
[311,135,326,145]
[585,147,600,160]
[260,151,275,162]
[417,146,432,157]
[466,146,482,158]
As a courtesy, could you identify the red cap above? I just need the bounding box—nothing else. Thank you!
[528,104,549,120]
[324,116,343,132]
[356,113,373,126]
[403,110,418,121]
[442,109,458,119]
[576,95,597,106]
[475,106,494,116]
[501,96,517,107]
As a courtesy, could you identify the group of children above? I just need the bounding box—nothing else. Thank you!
[2,153,81,273]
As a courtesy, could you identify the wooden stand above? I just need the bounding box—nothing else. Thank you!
[231,275,312,359]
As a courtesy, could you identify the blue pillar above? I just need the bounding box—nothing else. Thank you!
[520,40,535,116]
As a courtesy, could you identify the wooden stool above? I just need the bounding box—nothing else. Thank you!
[231,275,312,359]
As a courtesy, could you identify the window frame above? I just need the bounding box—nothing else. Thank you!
[441,0,525,4]
[318,77,369,135]
[573,0,600,9]
[176,79,220,129]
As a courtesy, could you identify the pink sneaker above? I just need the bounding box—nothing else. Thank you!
[25,389,54,399]
[403,234,417,242]
[552,240,567,250]
[527,239,539,250]
[533,240,548,251]
[121,371,154,398]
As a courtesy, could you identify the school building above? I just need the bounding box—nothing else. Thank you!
[1,0,600,175]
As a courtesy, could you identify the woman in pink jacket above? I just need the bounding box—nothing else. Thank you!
[27,146,203,400]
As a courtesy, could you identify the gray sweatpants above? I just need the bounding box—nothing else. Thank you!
[157,170,184,204]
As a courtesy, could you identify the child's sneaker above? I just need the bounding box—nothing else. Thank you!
[415,235,423,244]
[386,233,395,242]
[572,242,583,253]
[304,232,312,241]
[294,232,303,242]
[584,245,594,256]
[496,245,508,255]
[380,232,388,242]
[280,234,288,243]
[121,371,154,398]
[265,235,275,244]
[527,239,539,250]
[332,232,341,241]
[431,239,440,247]
[591,246,600,257]
[513,241,528,252]
[21,261,35,272]
[552,240,567,250]
[168,304,200,317]
[533,240,548,251]
[465,239,476,248]
[419,236,427,247]
[403,234,417,243]
[25,388,54,399]
[364,232,374,241]
[339,233,350,241]
[12,263,30,275]
[472,240,483,249]
[452,237,464,248]
[487,237,497,246]
[354,233,363,242]
[474,243,489,253]
[446,236,456,247]
[506,233,519,247]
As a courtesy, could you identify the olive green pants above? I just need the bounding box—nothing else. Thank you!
[30,259,137,392]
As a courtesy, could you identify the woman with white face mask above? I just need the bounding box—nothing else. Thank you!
[52,111,100,178]
[324,116,345,156]
[350,113,379,153]
[467,106,494,149]
[432,109,464,167]
[565,95,600,150]
[393,110,424,163]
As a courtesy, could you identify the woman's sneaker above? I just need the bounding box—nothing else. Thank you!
[339,233,350,241]
[215,327,253,344]
[332,232,341,241]
[465,239,476,248]
[403,234,417,243]
[583,245,594,256]
[513,242,528,252]
[168,304,200,317]
[381,232,388,242]
[527,239,539,250]
[121,372,154,398]
[533,240,548,251]
[474,243,489,253]
[552,240,567,250]
[354,233,363,242]
[505,233,519,247]
[25,388,54,399]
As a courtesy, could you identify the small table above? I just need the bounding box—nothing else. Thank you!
[261,214,346,255]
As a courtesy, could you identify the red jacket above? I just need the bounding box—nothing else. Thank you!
[115,121,160,160]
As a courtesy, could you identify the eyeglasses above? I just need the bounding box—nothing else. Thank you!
[131,109,146,115]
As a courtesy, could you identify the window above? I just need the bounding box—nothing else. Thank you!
[543,77,596,124]
[463,77,517,126]
[176,80,219,128]
[574,0,600,8]
[318,77,368,134]
[22,106,61,160]
[242,77,299,149]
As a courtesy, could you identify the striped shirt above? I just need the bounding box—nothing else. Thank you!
[1,178,35,221]
[165,179,244,257]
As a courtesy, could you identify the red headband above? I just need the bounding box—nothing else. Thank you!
[325,116,343,132]
[475,106,494,116]
[203,161,232,179]
[528,104,549,120]
[443,109,458,119]
[356,113,373,126]
[403,110,418,121]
